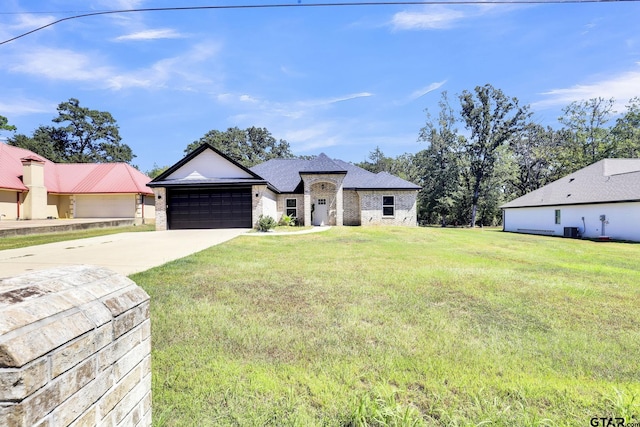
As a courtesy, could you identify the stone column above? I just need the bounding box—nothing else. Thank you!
[21,157,47,220]
[303,180,312,227]
[154,188,167,231]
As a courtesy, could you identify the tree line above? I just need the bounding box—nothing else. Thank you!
[3,87,638,227]
[357,85,640,227]
[1,98,296,176]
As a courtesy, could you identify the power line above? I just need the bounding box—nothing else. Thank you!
[1,0,636,46]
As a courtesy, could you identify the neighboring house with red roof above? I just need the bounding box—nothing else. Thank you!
[149,144,420,230]
[0,143,154,222]
[501,159,640,242]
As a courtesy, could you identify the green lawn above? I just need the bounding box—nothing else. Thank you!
[131,227,640,426]
[0,224,154,251]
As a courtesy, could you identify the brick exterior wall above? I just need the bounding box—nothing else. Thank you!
[343,190,361,226]
[0,266,152,427]
[358,190,418,226]
[252,185,278,227]
[276,194,305,224]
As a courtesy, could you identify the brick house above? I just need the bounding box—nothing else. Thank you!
[149,144,420,230]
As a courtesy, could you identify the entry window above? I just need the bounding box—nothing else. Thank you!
[383,196,395,217]
[555,209,561,224]
[318,199,327,205]
[286,198,297,218]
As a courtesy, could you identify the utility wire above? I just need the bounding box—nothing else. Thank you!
[1,0,636,46]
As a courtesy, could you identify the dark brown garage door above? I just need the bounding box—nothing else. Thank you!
[168,188,252,229]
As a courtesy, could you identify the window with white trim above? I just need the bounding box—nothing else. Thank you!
[383,196,395,217]
[555,209,561,225]
[286,198,297,218]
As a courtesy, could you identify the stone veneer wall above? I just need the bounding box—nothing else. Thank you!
[0,265,152,427]
[153,187,167,231]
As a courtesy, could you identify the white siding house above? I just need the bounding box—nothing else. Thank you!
[501,159,640,242]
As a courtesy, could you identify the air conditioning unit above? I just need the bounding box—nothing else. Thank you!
[564,227,579,238]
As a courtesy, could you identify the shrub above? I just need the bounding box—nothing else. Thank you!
[279,214,296,227]
[257,215,277,232]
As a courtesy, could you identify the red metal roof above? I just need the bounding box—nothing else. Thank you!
[0,143,153,195]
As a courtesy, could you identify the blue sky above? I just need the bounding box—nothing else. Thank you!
[1,1,639,173]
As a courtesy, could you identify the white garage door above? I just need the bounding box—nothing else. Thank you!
[75,195,135,218]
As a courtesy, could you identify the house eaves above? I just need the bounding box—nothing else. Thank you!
[501,159,640,209]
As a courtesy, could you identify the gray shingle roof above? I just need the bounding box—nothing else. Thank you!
[501,159,640,209]
[250,154,420,193]
[300,153,347,173]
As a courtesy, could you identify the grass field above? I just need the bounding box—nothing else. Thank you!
[131,227,640,426]
[0,224,154,251]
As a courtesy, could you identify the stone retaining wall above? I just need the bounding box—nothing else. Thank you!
[0,265,151,427]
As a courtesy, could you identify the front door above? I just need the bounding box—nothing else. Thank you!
[314,198,328,226]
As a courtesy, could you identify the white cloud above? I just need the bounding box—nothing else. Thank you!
[239,94,259,103]
[99,0,146,8]
[9,13,57,31]
[390,7,466,30]
[4,40,222,92]
[389,4,520,31]
[0,99,52,116]
[534,65,640,111]
[8,48,114,82]
[299,92,373,108]
[215,91,372,119]
[115,28,185,41]
[107,43,221,90]
[409,80,447,101]
[282,125,333,144]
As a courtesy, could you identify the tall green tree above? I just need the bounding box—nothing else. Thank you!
[507,123,564,198]
[9,98,134,163]
[8,127,66,162]
[0,115,16,135]
[417,92,463,226]
[356,146,393,173]
[611,97,640,158]
[187,126,293,168]
[557,97,615,171]
[146,163,170,179]
[459,84,530,227]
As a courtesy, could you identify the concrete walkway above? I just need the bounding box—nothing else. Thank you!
[0,229,248,278]
[246,226,332,236]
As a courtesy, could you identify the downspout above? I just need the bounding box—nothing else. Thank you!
[17,191,21,219]
[141,194,145,224]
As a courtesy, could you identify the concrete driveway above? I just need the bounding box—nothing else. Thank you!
[0,229,248,278]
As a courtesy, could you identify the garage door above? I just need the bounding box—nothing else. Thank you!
[168,188,252,229]
[75,195,134,218]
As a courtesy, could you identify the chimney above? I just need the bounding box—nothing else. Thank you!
[21,156,48,219]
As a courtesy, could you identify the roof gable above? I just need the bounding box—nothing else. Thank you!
[502,159,640,208]
[152,144,262,182]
